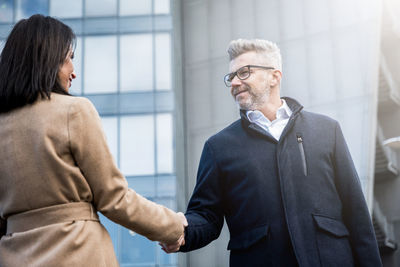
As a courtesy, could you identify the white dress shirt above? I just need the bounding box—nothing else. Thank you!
[246,99,292,141]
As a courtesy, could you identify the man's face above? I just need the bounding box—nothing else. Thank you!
[229,51,273,110]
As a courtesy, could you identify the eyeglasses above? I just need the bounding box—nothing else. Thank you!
[224,65,274,87]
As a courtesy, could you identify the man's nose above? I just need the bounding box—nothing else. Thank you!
[231,75,241,86]
[71,71,77,79]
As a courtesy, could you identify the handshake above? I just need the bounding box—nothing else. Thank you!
[159,212,188,253]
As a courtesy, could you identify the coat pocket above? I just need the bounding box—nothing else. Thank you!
[312,214,354,266]
[227,224,269,250]
[313,214,349,237]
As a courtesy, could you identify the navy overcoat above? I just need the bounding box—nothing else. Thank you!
[180,97,381,267]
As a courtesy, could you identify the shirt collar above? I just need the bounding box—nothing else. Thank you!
[246,99,292,123]
[278,99,292,119]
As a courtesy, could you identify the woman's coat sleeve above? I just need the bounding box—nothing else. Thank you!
[68,97,183,244]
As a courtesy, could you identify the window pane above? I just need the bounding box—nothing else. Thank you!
[157,175,175,197]
[119,0,151,16]
[126,176,155,198]
[16,0,48,20]
[154,0,170,14]
[120,34,153,92]
[156,113,173,173]
[50,0,82,18]
[120,115,155,176]
[69,37,82,95]
[85,0,116,17]
[84,17,118,34]
[84,36,117,94]
[121,228,156,265]
[100,116,118,165]
[0,0,13,23]
[155,33,172,90]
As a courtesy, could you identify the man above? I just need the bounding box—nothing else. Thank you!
[164,39,382,266]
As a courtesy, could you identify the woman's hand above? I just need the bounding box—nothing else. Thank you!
[159,212,188,253]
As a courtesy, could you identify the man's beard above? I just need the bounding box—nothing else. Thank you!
[234,84,270,110]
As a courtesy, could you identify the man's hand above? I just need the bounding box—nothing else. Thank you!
[159,212,188,253]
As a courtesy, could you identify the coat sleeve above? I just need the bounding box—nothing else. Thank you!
[333,122,382,266]
[180,141,224,252]
[68,97,183,244]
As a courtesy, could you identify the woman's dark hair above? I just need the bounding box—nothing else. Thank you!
[0,14,76,113]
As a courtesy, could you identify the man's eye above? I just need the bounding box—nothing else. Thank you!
[238,70,249,77]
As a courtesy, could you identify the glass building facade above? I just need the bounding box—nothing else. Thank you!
[0,0,178,266]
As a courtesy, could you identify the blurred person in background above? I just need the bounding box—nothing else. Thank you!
[0,14,186,267]
[162,38,381,267]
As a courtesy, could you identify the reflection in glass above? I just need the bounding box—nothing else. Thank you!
[84,35,117,93]
[155,0,170,14]
[120,115,155,176]
[156,113,173,173]
[16,0,48,20]
[50,0,82,18]
[120,34,153,91]
[85,0,116,17]
[155,33,172,91]
[69,37,82,95]
[119,0,151,16]
[0,0,13,23]
[100,116,118,165]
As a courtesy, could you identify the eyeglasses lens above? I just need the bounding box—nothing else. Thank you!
[237,66,250,80]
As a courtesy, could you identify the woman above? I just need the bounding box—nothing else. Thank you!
[0,14,185,266]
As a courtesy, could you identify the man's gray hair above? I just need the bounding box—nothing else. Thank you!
[227,39,282,71]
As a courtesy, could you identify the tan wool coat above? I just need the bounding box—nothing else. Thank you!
[0,93,183,267]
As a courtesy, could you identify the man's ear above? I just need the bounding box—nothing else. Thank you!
[270,70,282,87]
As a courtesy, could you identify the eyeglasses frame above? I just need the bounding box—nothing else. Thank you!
[224,65,275,87]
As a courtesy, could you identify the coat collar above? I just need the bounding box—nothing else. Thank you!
[239,97,304,141]
[239,97,303,124]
